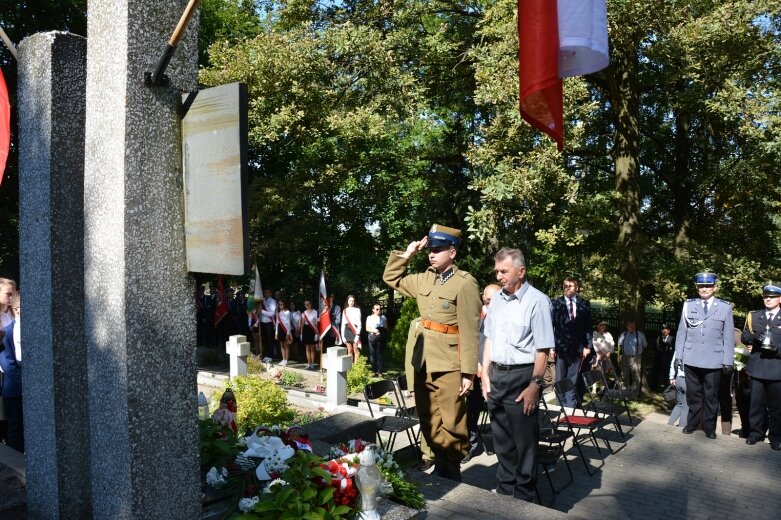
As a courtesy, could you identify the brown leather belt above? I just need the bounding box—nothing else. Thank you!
[421,319,459,334]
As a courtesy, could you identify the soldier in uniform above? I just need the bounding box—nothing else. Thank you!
[741,282,781,450]
[383,224,481,481]
[675,271,735,439]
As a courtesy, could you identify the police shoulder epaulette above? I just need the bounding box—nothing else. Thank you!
[686,298,698,303]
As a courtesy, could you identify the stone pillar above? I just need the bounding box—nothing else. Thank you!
[17,31,90,519]
[83,1,199,517]
[226,335,250,378]
[326,346,353,409]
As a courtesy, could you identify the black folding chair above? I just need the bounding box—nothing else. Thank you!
[536,393,575,502]
[364,379,420,458]
[552,378,612,469]
[582,369,635,439]
[601,358,637,399]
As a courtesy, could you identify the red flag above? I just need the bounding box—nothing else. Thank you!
[214,275,229,326]
[0,68,10,185]
[519,0,564,151]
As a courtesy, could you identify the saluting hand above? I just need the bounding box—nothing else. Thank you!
[401,236,428,259]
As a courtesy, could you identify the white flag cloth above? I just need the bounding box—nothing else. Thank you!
[557,0,609,77]
[253,265,262,302]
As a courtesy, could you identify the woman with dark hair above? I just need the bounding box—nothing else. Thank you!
[365,303,387,376]
[276,300,293,366]
[301,299,319,370]
[341,295,362,364]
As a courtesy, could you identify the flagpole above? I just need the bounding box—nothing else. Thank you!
[0,27,17,60]
[146,0,200,85]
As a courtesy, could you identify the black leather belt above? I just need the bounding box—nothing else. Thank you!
[491,361,533,371]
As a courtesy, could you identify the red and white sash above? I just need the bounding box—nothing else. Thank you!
[303,311,318,341]
[343,309,361,347]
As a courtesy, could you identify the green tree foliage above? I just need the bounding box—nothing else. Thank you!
[200,0,486,302]
[466,0,781,315]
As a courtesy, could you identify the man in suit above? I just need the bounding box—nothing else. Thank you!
[383,224,481,481]
[741,282,781,450]
[676,271,735,439]
[551,276,593,407]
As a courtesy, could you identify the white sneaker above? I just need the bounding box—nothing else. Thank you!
[278,360,287,366]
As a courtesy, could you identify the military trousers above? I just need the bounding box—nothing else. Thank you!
[684,364,721,433]
[414,368,469,480]
[748,377,781,441]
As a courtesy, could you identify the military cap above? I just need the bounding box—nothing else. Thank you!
[694,272,718,285]
[427,224,461,248]
[762,282,781,297]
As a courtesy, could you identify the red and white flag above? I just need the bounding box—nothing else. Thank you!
[318,271,340,343]
[0,67,10,186]
[519,0,608,151]
[214,275,229,326]
[252,264,264,310]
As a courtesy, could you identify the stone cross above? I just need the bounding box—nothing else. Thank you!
[326,346,353,408]
[226,335,251,378]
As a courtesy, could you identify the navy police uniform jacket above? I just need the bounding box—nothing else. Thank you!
[675,297,735,369]
[742,310,781,381]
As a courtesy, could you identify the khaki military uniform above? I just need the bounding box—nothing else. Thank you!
[383,252,481,477]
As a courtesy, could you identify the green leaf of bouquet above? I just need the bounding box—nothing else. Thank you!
[302,486,317,500]
[311,467,331,480]
[318,486,335,504]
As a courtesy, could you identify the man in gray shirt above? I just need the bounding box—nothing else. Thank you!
[482,247,553,501]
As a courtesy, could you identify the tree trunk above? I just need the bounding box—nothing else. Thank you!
[606,42,644,325]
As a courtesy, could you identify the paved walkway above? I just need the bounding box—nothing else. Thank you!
[439,410,781,520]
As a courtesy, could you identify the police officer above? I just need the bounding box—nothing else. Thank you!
[675,271,735,439]
[383,224,481,481]
[741,282,781,450]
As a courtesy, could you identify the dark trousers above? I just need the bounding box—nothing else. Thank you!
[466,376,485,454]
[555,351,588,408]
[4,396,23,453]
[261,322,277,358]
[486,365,538,501]
[748,377,781,441]
[368,336,384,373]
[684,364,722,433]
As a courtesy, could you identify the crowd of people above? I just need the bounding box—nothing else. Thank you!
[382,222,781,505]
[197,284,389,376]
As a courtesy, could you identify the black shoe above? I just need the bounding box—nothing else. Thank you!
[682,426,695,434]
[771,441,781,451]
[746,437,762,445]
[706,431,717,440]
[418,459,434,471]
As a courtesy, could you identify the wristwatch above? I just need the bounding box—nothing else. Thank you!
[531,376,544,387]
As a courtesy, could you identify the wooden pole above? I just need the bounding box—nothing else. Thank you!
[0,27,17,60]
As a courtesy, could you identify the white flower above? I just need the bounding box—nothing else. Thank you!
[238,496,259,513]
[205,466,228,488]
[263,478,288,493]
[255,446,295,480]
